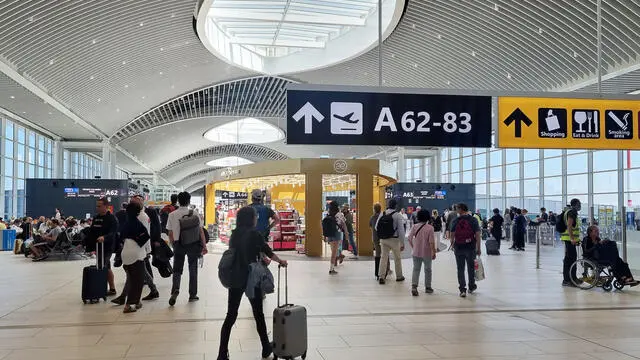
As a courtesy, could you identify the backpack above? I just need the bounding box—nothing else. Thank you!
[433,219,442,233]
[555,210,568,233]
[376,211,398,239]
[251,204,271,232]
[322,215,338,238]
[454,216,475,245]
[178,210,200,245]
[218,248,248,289]
[160,204,176,234]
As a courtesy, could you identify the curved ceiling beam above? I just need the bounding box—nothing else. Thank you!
[160,143,288,174]
[111,75,294,143]
[175,167,222,188]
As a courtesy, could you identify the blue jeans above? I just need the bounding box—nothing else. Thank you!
[412,256,432,289]
[454,247,476,292]
[348,232,357,256]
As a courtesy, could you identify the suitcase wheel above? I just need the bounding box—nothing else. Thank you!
[302,351,307,359]
[83,300,88,304]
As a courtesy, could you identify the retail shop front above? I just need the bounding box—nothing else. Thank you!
[204,159,395,257]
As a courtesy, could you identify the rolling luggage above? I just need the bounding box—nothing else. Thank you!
[485,238,500,255]
[82,242,108,304]
[272,266,307,360]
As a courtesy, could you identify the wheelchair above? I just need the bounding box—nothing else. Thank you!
[570,257,625,292]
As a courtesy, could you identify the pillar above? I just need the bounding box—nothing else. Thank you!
[101,141,116,179]
[53,140,64,178]
[357,172,374,256]
[397,147,406,182]
[304,172,323,257]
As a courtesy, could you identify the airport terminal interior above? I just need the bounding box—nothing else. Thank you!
[2,0,640,359]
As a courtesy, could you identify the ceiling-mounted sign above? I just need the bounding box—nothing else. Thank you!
[287,85,492,147]
[498,96,640,149]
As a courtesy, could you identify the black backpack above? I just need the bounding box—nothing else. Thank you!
[322,215,338,238]
[218,248,248,289]
[376,211,398,239]
[555,211,567,233]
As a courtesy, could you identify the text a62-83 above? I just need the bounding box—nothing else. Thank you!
[373,107,472,134]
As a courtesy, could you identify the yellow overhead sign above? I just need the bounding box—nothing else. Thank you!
[498,97,640,149]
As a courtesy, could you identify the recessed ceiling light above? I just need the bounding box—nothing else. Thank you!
[49,59,54,65]
[116,108,120,112]
[412,24,416,29]
[437,34,442,39]
[48,112,52,115]
[122,61,127,65]
[92,39,97,44]
[506,73,512,79]
[160,47,164,51]
[171,85,175,89]
[124,84,129,88]
[139,22,144,26]
[447,81,451,85]
[28,16,34,22]
[185,41,190,45]
[390,53,395,58]
[90,75,95,80]
[171,13,175,18]
[10,95,15,99]
[494,3,499,10]
[159,71,163,75]
[142,95,146,99]
[413,63,418,68]
[22,111,26,114]
[97,98,101,102]
[471,50,476,57]
[573,51,578,58]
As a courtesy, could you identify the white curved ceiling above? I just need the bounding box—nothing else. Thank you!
[1,0,640,189]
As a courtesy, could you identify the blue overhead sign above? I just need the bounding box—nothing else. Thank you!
[286,85,492,147]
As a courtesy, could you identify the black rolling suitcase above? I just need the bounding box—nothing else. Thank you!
[82,242,108,304]
[485,238,500,255]
[272,266,307,360]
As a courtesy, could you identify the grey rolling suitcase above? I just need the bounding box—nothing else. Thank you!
[272,266,307,360]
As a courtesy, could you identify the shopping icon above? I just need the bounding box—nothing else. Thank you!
[605,110,633,139]
[545,109,560,131]
[571,110,600,139]
[537,108,567,138]
[331,102,363,135]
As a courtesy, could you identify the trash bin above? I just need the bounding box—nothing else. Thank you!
[1,230,17,251]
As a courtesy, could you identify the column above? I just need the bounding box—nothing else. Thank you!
[587,150,594,223]
[0,118,5,216]
[357,172,374,256]
[397,146,406,182]
[101,141,117,179]
[431,152,441,182]
[561,149,568,207]
[304,173,323,257]
[53,140,64,178]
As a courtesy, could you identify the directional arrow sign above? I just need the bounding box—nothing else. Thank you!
[292,102,324,134]
[503,108,532,138]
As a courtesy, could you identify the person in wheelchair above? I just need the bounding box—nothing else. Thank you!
[583,225,639,287]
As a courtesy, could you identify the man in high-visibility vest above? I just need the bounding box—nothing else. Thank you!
[562,198,582,287]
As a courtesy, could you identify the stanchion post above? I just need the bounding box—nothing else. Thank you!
[536,226,541,269]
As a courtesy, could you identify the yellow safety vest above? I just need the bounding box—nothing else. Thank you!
[560,209,580,242]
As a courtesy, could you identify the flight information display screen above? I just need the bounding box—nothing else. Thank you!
[64,187,124,198]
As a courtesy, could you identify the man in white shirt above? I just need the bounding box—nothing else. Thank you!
[167,191,207,306]
[375,199,406,284]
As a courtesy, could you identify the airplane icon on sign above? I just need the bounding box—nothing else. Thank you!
[333,112,359,124]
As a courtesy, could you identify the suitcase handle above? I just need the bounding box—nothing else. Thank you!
[96,241,105,270]
[277,264,288,307]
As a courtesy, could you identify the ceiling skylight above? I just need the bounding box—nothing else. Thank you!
[203,117,284,144]
[197,0,405,74]
[206,156,254,167]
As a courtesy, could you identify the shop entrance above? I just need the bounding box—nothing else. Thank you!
[321,174,357,257]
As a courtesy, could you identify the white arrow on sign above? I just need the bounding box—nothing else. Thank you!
[292,102,324,134]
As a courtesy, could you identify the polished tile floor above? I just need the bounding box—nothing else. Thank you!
[2,243,640,360]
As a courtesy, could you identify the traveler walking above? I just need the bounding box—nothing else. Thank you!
[561,199,582,287]
[445,205,458,241]
[85,198,119,295]
[167,191,208,306]
[111,195,160,305]
[489,208,504,249]
[376,199,406,284]
[503,208,512,242]
[449,203,481,298]
[342,204,357,258]
[370,203,389,280]
[512,209,527,251]
[407,209,436,296]
[431,209,443,246]
[160,194,178,235]
[217,206,288,360]
[322,201,348,275]
[117,202,150,313]
[249,189,279,242]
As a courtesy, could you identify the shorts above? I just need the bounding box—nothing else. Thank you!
[96,243,112,270]
[325,231,343,243]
